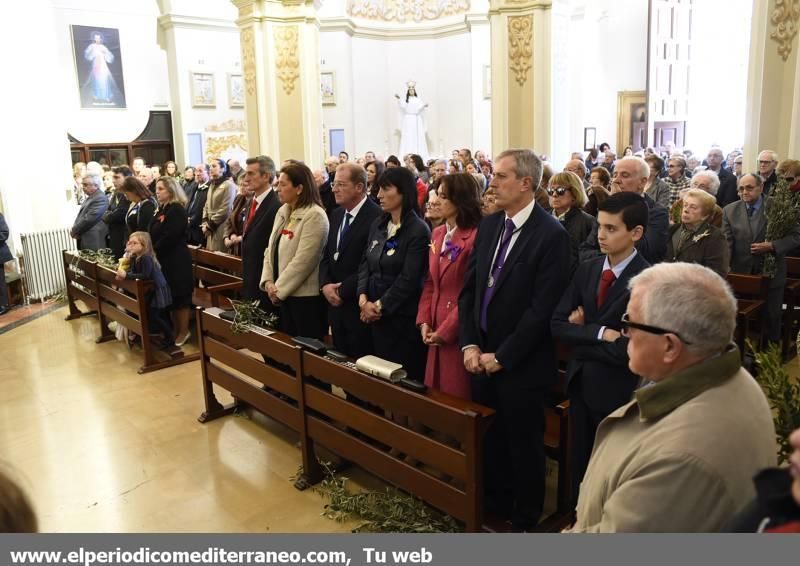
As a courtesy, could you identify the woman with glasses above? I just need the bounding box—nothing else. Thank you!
[584,166,611,217]
[548,171,595,274]
[665,189,729,278]
[416,173,482,400]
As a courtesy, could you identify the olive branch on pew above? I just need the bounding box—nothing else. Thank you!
[228,299,279,335]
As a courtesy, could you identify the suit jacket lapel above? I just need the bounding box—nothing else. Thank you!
[477,214,505,293]
[584,259,604,318]
[599,255,639,314]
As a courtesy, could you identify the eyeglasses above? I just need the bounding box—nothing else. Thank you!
[620,313,692,344]
[783,176,796,183]
[758,160,775,165]
[546,187,569,197]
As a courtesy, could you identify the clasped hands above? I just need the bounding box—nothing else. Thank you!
[750,241,774,255]
[265,282,281,305]
[358,294,381,323]
[568,306,621,342]
[419,323,444,346]
[224,234,242,247]
[463,346,503,375]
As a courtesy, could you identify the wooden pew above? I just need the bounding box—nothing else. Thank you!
[783,257,800,359]
[94,264,200,373]
[189,246,243,309]
[301,350,494,533]
[195,307,319,489]
[726,273,769,357]
[195,307,495,532]
[62,250,100,320]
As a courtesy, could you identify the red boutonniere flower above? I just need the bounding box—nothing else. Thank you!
[281,229,295,239]
[158,214,166,223]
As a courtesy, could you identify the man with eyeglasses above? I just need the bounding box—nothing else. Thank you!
[70,173,109,251]
[319,163,382,358]
[579,156,669,264]
[566,262,775,532]
[757,149,779,196]
[722,173,800,344]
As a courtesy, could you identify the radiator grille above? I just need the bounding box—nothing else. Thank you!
[20,228,77,301]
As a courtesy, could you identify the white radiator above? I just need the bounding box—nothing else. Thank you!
[20,228,77,301]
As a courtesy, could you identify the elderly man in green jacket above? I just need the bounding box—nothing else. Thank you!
[567,262,775,532]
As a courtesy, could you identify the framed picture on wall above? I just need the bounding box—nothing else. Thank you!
[583,127,596,151]
[191,72,216,108]
[616,90,647,154]
[320,71,336,105]
[227,73,244,108]
[71,25,127,109]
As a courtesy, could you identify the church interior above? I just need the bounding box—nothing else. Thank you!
[2,0,800,534]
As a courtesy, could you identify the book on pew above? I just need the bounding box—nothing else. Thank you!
[355,355,407,383]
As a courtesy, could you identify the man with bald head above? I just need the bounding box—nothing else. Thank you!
[565,158,590,189]
[138,168,155,194]
[722,173,800,344]
[579,156,669,264]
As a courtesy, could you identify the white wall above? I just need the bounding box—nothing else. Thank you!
[169,24,246,166]
[564,0,648,168]
[685,0,751,154]
[54,0,169,144]
[321,30,484,160]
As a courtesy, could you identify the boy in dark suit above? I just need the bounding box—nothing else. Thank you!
[551,192,651,504]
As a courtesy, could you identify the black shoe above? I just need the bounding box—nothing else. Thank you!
[0,305,9,316]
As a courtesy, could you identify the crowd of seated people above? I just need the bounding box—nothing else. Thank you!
[56,140,800,533]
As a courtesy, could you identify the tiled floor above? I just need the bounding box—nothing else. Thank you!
[0,306,362,532]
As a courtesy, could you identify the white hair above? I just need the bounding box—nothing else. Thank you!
[629,263,737,356]
[82,173,103,189]
[758,149,778,162]
[690,170,721,195]
[619,156,650,179]
[86,161,104,176]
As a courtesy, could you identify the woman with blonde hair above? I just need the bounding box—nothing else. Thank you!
[261,162,330,338]
[666,188,729,277]
[150,176,193,345]
[548,171,595,273]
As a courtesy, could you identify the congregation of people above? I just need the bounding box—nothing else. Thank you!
[40,141,800,533]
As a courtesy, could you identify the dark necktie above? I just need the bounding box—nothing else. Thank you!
[341,212,352,240]
[747,205,755,218]
[480,218,516,332]
[597,269,617,308]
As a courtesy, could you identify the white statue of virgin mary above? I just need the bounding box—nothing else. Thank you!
[395,81,429,160]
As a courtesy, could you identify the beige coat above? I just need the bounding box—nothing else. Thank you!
[570,345,775,532]
[202,178,237,252]
[260,203,329,301]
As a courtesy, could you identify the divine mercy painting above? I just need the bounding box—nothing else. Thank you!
[71,25,127,109]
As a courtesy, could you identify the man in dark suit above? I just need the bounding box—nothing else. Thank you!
[186,164,210,246]
[320,163,383,358]
[579,156,669,265]
[241,155,281,311]
[722,173,800,344]
[706,147,739,208]
[552,192,651,503]
[459,149,571,531]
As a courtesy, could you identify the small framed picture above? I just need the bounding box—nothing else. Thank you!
[227,73,244,108]
[320,71,336,105]
[583,127,597,151]
[190,72,215,108]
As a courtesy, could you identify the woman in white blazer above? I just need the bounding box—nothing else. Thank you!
[261,162,330,338]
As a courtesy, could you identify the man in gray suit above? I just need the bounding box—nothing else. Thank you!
[71,174,109,251]
[722,173,800,343]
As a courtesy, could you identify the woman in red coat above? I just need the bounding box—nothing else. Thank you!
[416,173,483,399]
